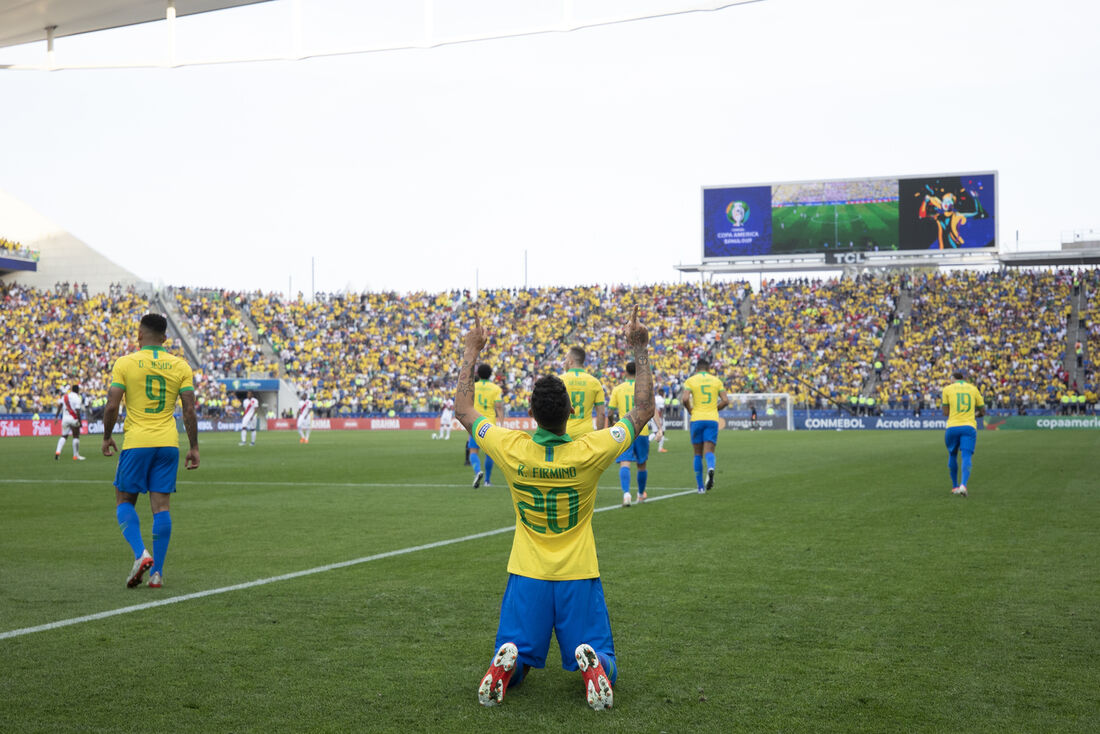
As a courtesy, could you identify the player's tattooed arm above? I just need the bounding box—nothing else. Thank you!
[624,307,655,438]
[454,313,488,432]
[181,389,200,470]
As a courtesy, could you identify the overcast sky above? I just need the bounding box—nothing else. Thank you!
[0,0,1097,295]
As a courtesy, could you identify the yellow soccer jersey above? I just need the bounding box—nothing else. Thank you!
[942,381,985,429]
[472,415,636,580]
[109,345,194,449]
[609,380,650,436]
[560,368,605,437]
[684,372,725,422]
[474,379,503,421]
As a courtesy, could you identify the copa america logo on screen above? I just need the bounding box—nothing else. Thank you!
[725,200,749,227]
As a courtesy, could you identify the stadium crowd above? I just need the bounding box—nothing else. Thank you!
[2,268,1097,419]
[0,237,39,261]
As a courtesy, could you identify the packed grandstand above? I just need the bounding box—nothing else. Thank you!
[1,267,1096,421]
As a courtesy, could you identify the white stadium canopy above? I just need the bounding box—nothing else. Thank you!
[0,0,761,70]
[0,0,271,49]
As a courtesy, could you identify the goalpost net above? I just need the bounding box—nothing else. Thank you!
[722,393,794,431]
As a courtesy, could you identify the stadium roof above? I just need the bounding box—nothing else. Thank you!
[0,0,271,49]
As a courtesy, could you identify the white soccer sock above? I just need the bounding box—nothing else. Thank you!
[241,429,247,442]
[56,436,65,454]
[72,438,79,456]
[250,430,257,443]
[304,428,311,440]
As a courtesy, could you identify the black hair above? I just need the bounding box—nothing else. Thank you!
[71,384,80,393]
[625,361,636,376]
[530,375,571,432]
[140,313,168,336]
[952,369,965,380]
[477,364,493,380]
[568,346,586,365]
[695,357,711,371]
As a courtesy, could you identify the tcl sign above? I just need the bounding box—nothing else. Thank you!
[827,252,868,264]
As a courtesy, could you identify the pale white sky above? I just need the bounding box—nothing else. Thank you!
[0,0,1097,295]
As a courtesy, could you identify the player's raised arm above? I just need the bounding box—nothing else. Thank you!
[454,313,488,432]
[623,307,654,438]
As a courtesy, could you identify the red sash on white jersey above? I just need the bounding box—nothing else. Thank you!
[62,394,80,420]
[243,399,257,422]
[298,401,311,419]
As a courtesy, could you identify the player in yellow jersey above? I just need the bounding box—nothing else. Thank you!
[458,308,654,711]
[607,361,662,506]
[560,346,606,438]
[467,363,505,487]
[681,357,729,493]
[941,369,985,498]
[102,314,200,589]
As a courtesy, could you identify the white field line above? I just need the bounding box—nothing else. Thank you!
[0,489,698,641]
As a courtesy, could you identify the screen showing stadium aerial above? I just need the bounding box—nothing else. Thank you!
[702,172,996,259]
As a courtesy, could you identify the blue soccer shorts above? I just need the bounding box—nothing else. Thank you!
[689,419,719,445]
[467,434,479,449]
[114,447,180,495]
[615,435,651,464]
[494,574,616,681]
[944,425,977,455]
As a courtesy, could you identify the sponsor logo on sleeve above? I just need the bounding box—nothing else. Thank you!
[610,425,626,443]
[477,422,490,439]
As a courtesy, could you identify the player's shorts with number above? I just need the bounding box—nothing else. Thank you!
[689,419,719,444]
[114,447,180,494]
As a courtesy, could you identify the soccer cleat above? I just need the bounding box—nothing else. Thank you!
[148,572,162,588]
[238,441,246,446]
[477,642,518,706]
[473,471,484,488]
[697,488,706,494]
[952,485,968,498]
[636,491,647,504]
[73,455,86,461]
[658,447,668,453]
[54,452,60,460]
[622,493,631,507]
[705,468,715,491]
[574,643,613,711]
[126,550,154,588]
[485,482,492,487]
[299,437,305,443]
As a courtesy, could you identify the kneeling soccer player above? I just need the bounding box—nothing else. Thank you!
[454,308,654,711]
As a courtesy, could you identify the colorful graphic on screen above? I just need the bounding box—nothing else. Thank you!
[703,172,996,259]
[897,174,996,250]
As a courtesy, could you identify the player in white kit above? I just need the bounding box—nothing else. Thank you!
[653,392,668,452]
[297,393,313,444]
[239,391,259,446]
[55,384,86,460]
[435,398,455,440]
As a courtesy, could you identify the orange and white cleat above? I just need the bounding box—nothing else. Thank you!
[478,642,519,706]
[574,643,613,711]
[952,485,968,498]
[126,550,153,588]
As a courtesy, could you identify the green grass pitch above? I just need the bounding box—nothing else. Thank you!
[1,429,1097,732]
[772,202,899,253]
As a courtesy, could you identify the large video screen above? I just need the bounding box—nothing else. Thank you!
[703,172,996,260]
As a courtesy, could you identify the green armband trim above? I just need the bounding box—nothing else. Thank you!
[620,418,636,443]
[179,386,195,392]
[110,382,125,389]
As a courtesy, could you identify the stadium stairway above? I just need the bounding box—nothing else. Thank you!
[859,283,912,397]
[154,290,203,368]
[1065,281,1088,388]
[239,302,285,378]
